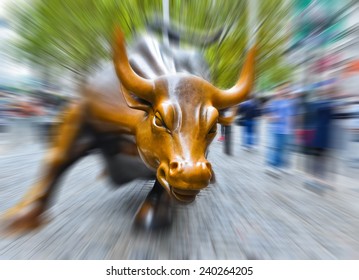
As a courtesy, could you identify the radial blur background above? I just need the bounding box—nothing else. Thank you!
[0,0,359,259]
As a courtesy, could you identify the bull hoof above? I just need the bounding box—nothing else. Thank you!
[1,202,48,235]
[134,194,173,230]
[134,201,173,230]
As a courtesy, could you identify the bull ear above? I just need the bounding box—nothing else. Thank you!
[212,45,256,110]
[120,84,152,112]
[113,27,155,104]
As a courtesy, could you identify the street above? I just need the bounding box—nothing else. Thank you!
[0,121,359,259]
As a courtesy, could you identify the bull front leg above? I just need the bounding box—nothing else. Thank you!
[134,180,173,230]
[2,102,91,234]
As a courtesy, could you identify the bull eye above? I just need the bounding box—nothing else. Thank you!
[153,112,168,130]
[208,123,217,135]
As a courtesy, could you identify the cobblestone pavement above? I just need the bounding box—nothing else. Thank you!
[0,122,359,259]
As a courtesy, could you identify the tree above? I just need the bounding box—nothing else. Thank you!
[9,0,293,89]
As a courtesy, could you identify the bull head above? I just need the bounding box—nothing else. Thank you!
[113,28,256,203]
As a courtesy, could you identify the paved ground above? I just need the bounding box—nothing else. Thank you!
[0,121,358,259]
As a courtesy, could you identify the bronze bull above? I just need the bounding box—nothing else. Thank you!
[3,27,256,232]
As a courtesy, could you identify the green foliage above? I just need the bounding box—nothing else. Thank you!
[9,0,292,89]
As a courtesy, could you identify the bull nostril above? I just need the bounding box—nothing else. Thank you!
[169,161,179,171]
[205,162,212,169]
[159,167,166,179]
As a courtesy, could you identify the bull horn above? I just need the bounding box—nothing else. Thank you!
[113,27,154,101]
[212,45,256,109]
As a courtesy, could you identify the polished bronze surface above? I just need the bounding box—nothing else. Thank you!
[2,28,256,232]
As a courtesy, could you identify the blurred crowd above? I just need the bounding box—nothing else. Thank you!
[233,82,359,188]
[0,91,67,142]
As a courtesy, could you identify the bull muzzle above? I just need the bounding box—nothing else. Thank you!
[157,160,212,203]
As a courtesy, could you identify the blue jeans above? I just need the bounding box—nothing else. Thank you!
[242,119,256,147]
[267,133,288,168]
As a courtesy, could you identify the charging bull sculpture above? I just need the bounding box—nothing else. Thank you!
[3,27,256,232]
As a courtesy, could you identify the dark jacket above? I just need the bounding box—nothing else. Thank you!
[311,100,333,149]
[238,99,260,121]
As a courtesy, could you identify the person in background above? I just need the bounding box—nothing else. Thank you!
[0,93,9,134]
[305,88,334,188]
[218,125,225,142]
[237,97,260,151]
[348,98,359,167]
[264,83,295,176]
